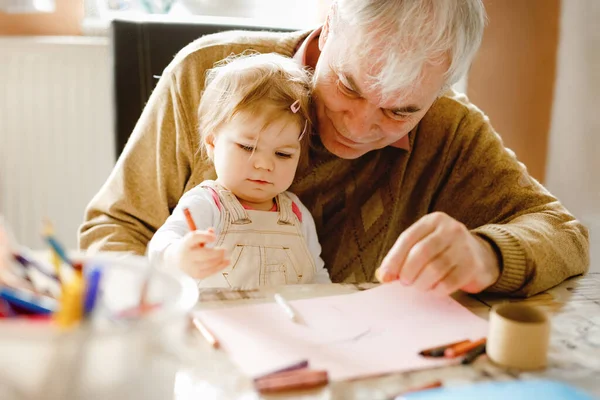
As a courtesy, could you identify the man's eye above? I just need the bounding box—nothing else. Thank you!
[238,144,254,152]
[386,109,411,120]
[275,152,293,159]
[337,80,358,97]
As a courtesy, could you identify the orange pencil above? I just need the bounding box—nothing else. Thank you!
[192,316,220,349]
[444,337,487,358]
[183,207,206,248]
[183,207,197,231]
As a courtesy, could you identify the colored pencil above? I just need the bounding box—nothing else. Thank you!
[192,316,220,349]
[0,286,57,315]
[183,207,197,231]
[13,253,60,282]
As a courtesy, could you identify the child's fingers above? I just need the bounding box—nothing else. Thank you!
[215,258,230,270]
[184,230,217,247]
[200,259,230,277]
[191,248,227,265]
[186,256,229,279]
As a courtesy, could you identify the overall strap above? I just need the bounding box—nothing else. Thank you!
[276,193,296,225]
[200,181,251,225]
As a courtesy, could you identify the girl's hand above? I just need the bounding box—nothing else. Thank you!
[164,228,230,279]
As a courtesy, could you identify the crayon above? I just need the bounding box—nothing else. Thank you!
[254,369,328,394]
[254,360,309,381]
[461,343,487,365]
[419,339,471,357]
[274,293,299,323]
[445,337,487,358]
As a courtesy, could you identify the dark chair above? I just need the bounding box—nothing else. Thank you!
[110,19,294,158]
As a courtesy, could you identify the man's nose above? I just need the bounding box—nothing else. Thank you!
[342,102,380,139]
[252,153,274,171]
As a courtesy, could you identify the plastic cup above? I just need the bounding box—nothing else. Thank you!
[0,253,198,400]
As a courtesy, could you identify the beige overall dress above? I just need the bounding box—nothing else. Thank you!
[198,181,317,289]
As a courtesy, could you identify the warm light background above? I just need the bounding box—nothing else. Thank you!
[0,0,84,36]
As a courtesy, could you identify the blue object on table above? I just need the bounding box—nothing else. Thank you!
[0,286,57,315]
[401,380,595,400]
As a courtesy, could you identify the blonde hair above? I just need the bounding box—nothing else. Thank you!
[198,51,313,158]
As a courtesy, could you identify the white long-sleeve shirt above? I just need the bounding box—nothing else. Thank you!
[147,185,331,284]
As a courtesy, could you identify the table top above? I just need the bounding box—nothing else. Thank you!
[172,272,600,400]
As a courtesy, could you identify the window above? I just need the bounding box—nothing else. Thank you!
[0,0,55,13]
[84,0,321,35]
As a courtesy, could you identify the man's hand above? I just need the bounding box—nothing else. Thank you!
[164,228,230,279]
[376,212,500,295]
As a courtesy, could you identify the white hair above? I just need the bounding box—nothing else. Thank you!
[332,0,486,100]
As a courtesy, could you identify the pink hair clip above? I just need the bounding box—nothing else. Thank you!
[298,120,308,141]
[290,100,301,113]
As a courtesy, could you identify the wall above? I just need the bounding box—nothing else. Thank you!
[467,0,560,183]
[0,0,83,36]
[0,37,113,250]
[545,0,600,271]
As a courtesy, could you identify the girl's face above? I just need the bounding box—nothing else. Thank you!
[205,108,303,211]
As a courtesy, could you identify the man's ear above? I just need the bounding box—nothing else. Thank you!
[319,2,335,50]
[204,134,215,160]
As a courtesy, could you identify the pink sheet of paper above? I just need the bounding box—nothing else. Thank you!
[195,282,489,381]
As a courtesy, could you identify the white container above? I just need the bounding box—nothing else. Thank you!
[0,254,198,400]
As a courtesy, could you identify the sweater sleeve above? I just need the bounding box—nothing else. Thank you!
[78,71,197,255]
[430,109,589,297]
[147,185,220,266]
[288,193,331,284]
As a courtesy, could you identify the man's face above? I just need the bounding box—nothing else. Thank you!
[312,28,449,159]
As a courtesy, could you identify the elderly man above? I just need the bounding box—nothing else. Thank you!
[80,0,588,297]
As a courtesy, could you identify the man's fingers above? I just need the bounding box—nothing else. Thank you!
[398,229,451,285]
[431,265,472,296]
[378,213,441,280]
[411,252,455,291]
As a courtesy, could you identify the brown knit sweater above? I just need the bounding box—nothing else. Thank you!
[79,29,589,297]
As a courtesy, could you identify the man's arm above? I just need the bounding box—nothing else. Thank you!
[79,69,199,255]
[431,108,589,297]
